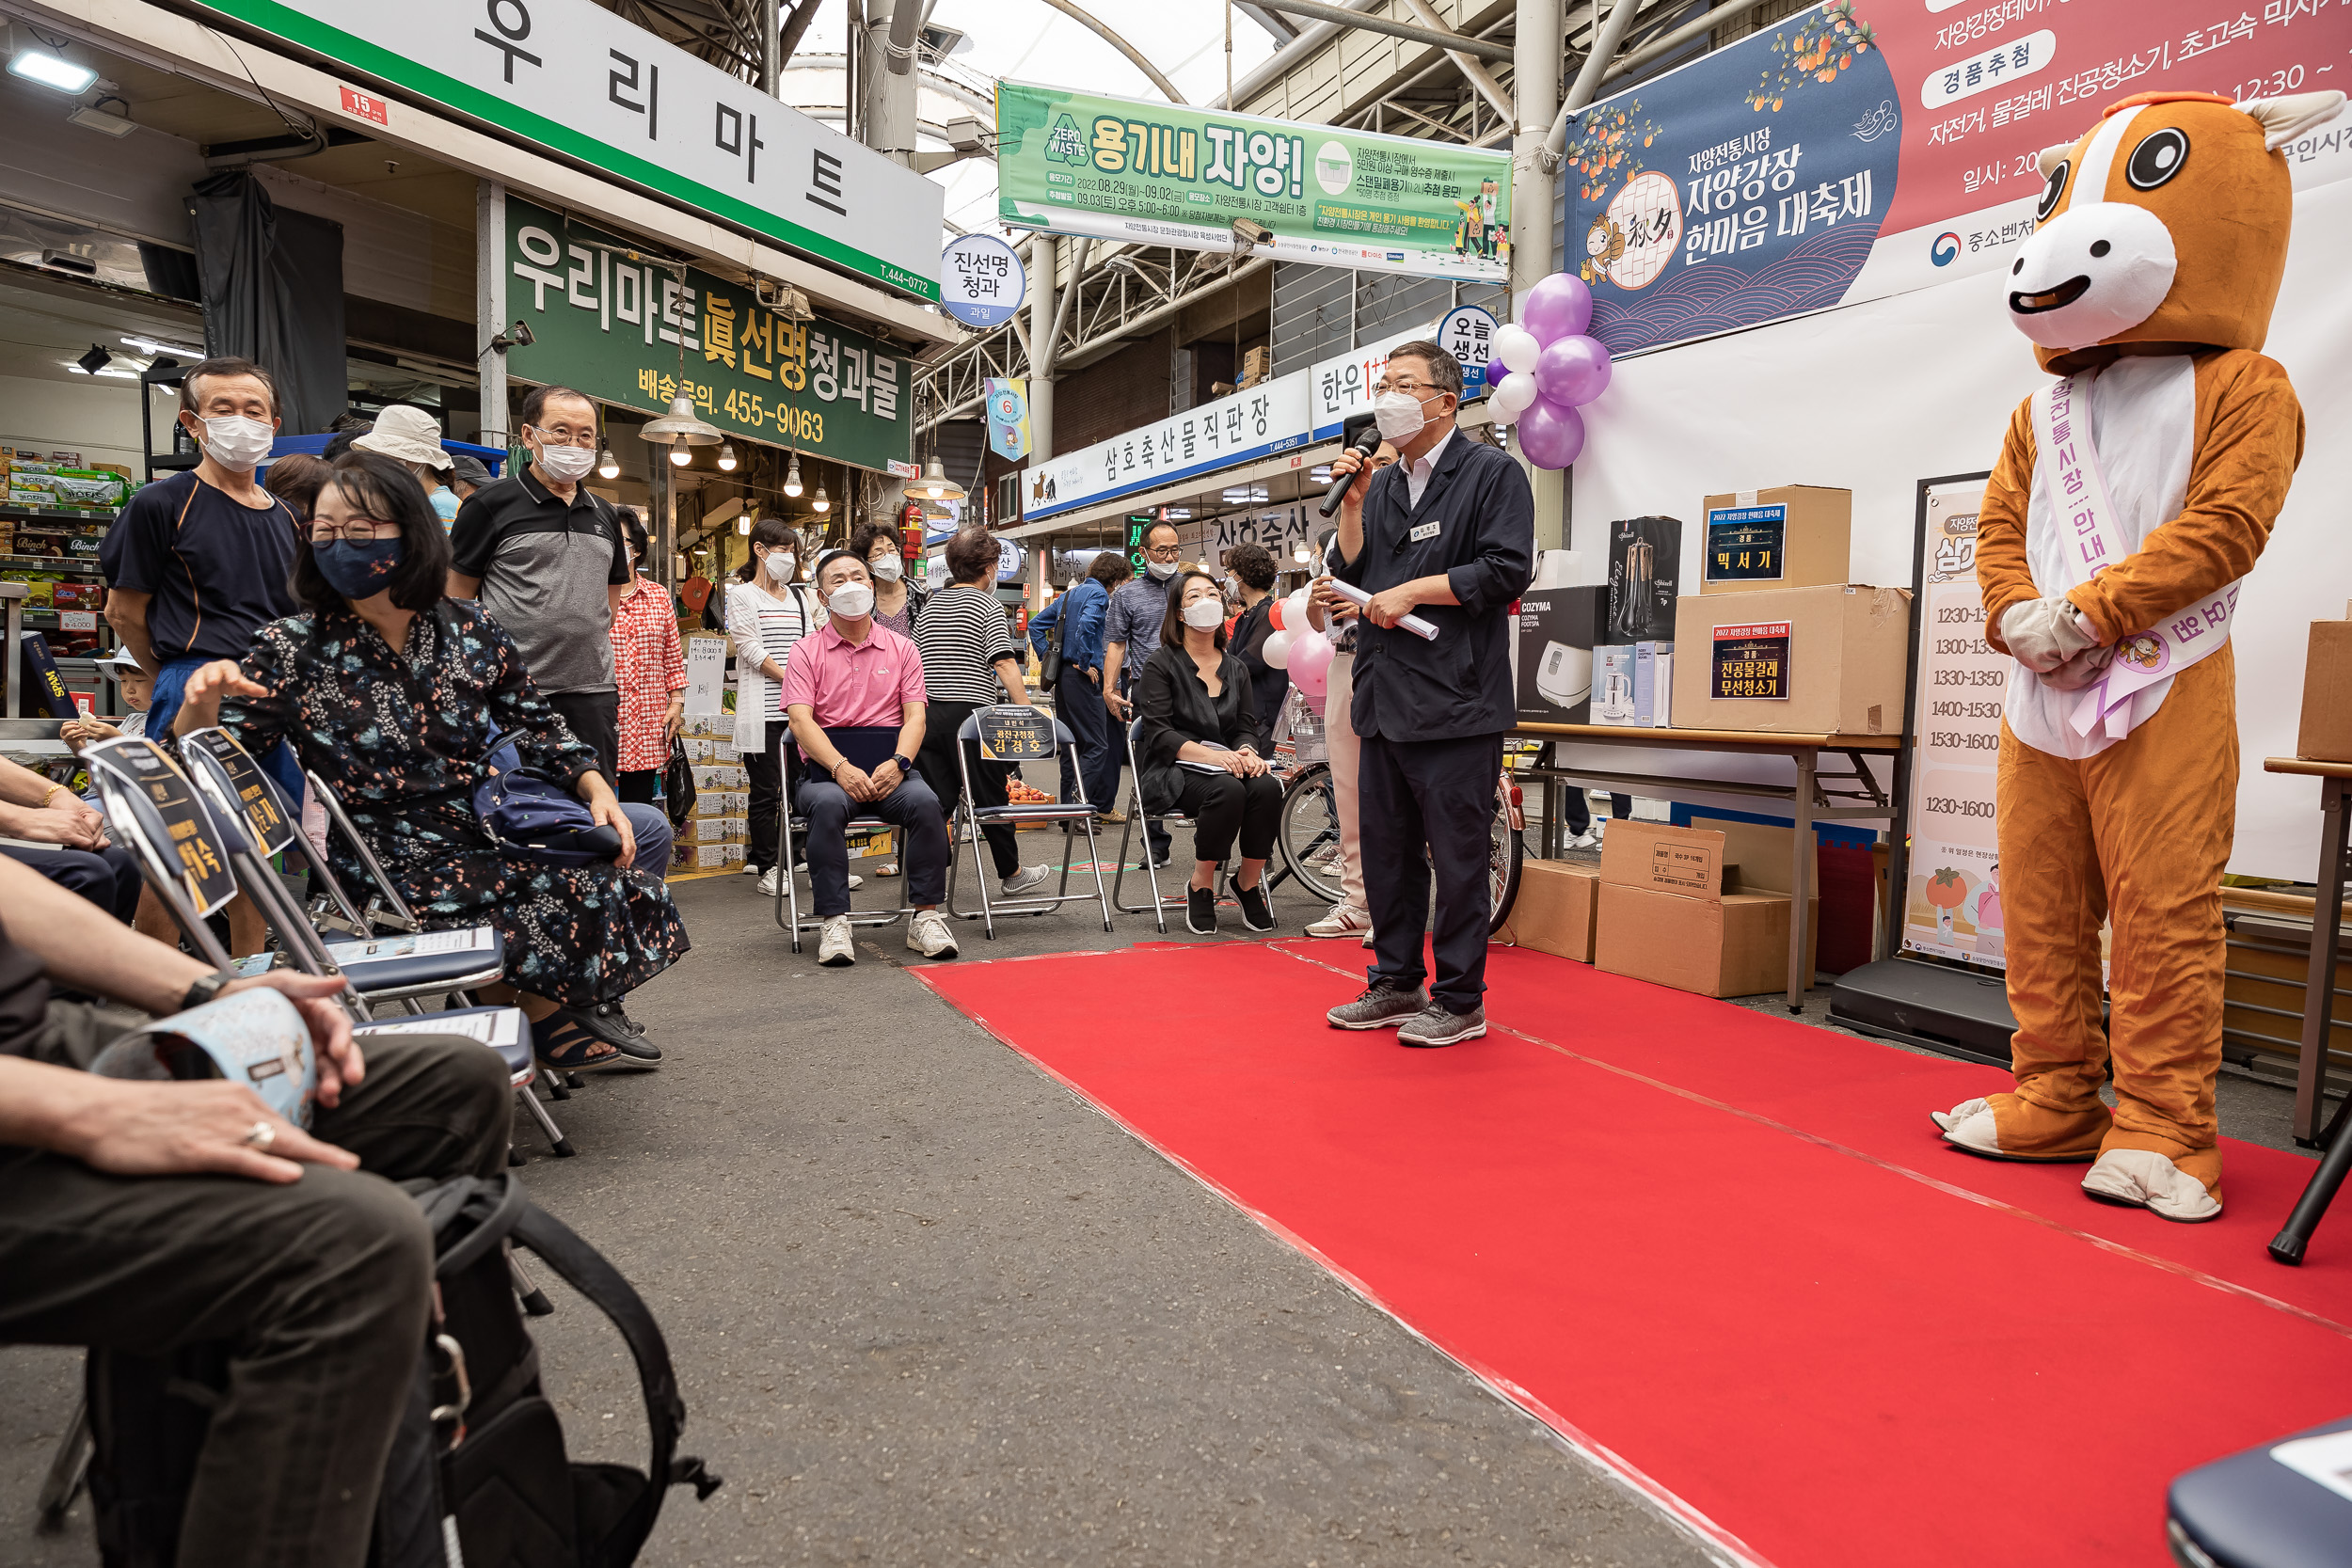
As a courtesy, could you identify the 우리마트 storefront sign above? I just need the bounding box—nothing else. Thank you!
[1562,0,2352,358]
[501,196,911,475]
[996,80,1513,284]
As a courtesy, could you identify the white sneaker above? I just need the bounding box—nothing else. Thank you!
[1002,864,1051,896]
[740,861,760,875]
[817,914,855,967]
[1361,927,1375,948]
[1305,903,1372,939]
[907,908,959,960]
[756,866,782,897]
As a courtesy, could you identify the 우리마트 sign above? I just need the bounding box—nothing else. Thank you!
[996,80,1513,284]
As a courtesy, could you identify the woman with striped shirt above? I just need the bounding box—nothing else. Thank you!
[729,518,818,895]
[914,529,1050,898]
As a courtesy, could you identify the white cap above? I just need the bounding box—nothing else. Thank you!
[351,404,453,470]
[93,648,144,675]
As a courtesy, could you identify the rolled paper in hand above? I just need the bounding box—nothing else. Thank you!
[1323,578,1439,641]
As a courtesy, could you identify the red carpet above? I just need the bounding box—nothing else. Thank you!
[918,940,2352,1568]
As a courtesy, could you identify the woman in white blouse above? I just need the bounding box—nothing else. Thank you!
[727,519,829,897]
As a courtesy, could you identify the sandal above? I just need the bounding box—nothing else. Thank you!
[874,861,901,878]
[534,1014,628,1072]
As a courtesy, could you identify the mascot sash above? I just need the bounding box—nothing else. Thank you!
[2029,369,2237,741]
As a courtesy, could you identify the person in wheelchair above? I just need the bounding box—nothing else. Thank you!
[170,453,689,1075]
[0,852,511,1566]
[1134,569,1281,936]
[783,549,957,968]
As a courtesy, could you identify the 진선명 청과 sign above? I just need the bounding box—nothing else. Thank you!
[502,196,911,475]
[197,0,942,301]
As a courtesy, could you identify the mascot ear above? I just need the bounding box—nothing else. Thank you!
[2037,141,2072,177]
[2244,89,2348,150]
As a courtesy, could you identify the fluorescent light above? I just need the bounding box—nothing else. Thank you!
[8,49,97,94]
[67,96,135,136]
[120,334,202,358]
[64,362,140,378]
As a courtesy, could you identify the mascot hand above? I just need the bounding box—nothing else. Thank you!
[2042,641,2117,691]
[2001,595,2102,673]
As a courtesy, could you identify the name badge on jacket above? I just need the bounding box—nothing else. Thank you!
[1409,520,1441,543]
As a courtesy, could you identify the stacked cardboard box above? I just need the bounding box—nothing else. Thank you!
[2297,600,2352,761]
[1670,584,1909,736]
[1593,820,1817,998]
[678,712,749,868]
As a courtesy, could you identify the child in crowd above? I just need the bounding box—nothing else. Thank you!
[59,649,151,748]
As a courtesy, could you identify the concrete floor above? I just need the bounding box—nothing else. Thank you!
[0,818,2320,1566]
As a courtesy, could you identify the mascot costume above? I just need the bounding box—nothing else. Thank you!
[1931,88,2345,1221]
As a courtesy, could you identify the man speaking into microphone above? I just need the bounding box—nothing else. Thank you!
[1320,341,1533,1048]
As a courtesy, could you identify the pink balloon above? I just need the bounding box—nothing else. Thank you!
[1291,657,1327,699]
[1289,631,1334,684]
[1515,396,1586,470]
[1518,273,1594,345]
[1534,334,1613,407]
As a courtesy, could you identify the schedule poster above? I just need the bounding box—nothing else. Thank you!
[1904,479,2007,968]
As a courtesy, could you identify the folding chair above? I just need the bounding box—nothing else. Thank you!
[1108,718,1230,934]
[772,736,914,953]
[940,704,1114,940]
[162,733,571,1159]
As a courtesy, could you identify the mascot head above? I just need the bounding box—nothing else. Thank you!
[2006,89,2344,374]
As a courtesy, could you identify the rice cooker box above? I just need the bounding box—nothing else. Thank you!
[1514,584,1610,724]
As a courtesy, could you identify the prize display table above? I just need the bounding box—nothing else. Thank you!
[2260,757,2352,1147]
[1510,722,1910,1012]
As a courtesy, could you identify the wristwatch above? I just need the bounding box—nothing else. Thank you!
[890,753,914,774]
[178,970,234,1014]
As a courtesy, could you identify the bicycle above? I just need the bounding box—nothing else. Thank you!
[1274,762,1524,933]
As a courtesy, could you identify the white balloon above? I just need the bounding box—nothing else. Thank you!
[1286,586,1311,619]
[1491,374,1539,419]
[1263,627,1296,669]
[1495,323,1541,375]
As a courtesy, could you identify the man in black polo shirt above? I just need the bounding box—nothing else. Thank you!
[448,387,633,775]
[1320,341,1533,1049]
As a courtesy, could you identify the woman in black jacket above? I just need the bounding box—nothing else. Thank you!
[1135,568,1282,936]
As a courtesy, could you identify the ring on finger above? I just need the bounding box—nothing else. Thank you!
[241,1120,277,1151]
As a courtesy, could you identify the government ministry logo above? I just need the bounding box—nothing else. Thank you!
[1931,230,1960,266]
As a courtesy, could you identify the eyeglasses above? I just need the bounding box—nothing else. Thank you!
[1371,378,1439,398]
[526,424,598,448]
[1143,543,1182,560]
[310,518,398,544]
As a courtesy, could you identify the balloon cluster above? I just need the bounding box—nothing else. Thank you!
[1260,584,1336,698]
[1486,273,1611,471]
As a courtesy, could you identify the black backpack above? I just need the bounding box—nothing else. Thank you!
[86,1175,720,1567]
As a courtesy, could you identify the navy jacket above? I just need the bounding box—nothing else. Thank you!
[1332,431,1534,743]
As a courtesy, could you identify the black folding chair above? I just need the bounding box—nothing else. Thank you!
[940,704,1114,940]
[772,736,914,953]
[1109,718,1237,934]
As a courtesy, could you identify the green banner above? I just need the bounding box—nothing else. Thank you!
[502,196,911,475]
[995,80,1513,285]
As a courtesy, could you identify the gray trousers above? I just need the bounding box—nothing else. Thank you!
[0,1028,512,1566]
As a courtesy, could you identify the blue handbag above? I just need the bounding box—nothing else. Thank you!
[472,730,623,866]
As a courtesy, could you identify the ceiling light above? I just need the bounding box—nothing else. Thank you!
[596,443,619,479]
[75,343,110,375]
[641,391,723,452]
[717,441,738,471]
[668,437,691,467]
[67,94,134,136]
[917,456,964,502]
[1293,544,1312,563]
[120,334,201,358]
[812,485,830,513]
[737,515,752,535]
[8,48,97,94]
[783,455,803,497]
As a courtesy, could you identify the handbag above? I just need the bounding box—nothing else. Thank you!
[1037,597,1065,688]
[661,736,697,832]
[473,730,625,866]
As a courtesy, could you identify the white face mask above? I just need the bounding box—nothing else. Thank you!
[533,440,598,483]
[869,555,903,581]
[1145,558,1178,580]
[764,550,797,582]
[827,581,876,620]
[1372,389,1434,443]
[193,414,275,472]
[1182,597,1224,631]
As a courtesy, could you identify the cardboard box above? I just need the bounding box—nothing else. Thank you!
[1595,883,1818,998]
[1515,584,1611,724]
[1495,861,1598,961]
[1599,818,1730,897]
[2297,604,2352,761]
[1606,516,1681,641]
[1701,485,1851,594]
[1671,584,1910,736]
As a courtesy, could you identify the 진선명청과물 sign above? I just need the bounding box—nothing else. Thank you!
[502,195,911,474]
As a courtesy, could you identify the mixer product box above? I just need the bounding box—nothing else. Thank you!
[1701,486,1851,594]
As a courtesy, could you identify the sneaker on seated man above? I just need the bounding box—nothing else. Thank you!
[0,852,512,1565]
[783,549,957,967]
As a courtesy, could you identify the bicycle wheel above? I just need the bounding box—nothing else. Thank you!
[1276,763,1344,905]
[1486,784,1524,934]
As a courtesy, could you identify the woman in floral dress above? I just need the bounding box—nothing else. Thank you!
[173,453,689,1071]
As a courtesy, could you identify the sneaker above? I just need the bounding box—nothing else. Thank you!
[1002,864,1051,896]
[818,914,855,967]
[1398,1003,1486,1049]
[1185,884,1217,934]
[595,1001,649,1039]
[756,866,783,897]
[1305,903,1372,939]
[1361,927,1376,948]
[1098,808,1128,824]
[1228,875,1275,932]
[553,1006,660,1066]
[1326,982,1428,1030]
[907,908,959,960]
[740,861,760,876]
[1565,831,1599,851]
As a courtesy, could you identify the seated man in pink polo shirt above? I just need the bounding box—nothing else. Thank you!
[781,548,958,966]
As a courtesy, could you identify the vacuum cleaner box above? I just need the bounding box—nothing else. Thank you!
[1514,584,1611,724]
[1597,883,1819,997]
[1671,584,1910,735]
[1700,485,1851,594]
[1496,861,1598,961]
[2297,604,2352,761]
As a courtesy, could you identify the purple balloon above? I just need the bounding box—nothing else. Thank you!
[1515,396,1586,470]
[1534,334,1613,407]
[1519,273,1594,345]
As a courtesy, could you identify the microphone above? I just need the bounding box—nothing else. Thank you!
[1317,417,1383,520]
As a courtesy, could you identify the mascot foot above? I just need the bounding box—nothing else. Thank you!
[1931,1093,2107,1162]
[2082,1149,2222,1223]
